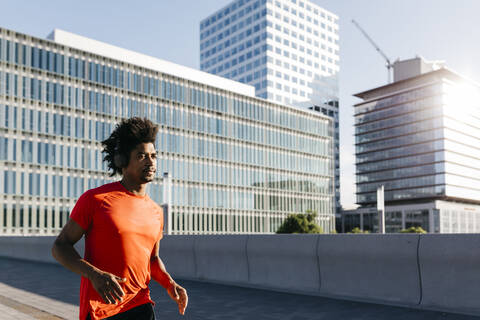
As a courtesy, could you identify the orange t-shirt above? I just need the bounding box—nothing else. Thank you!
[70,182,163,320]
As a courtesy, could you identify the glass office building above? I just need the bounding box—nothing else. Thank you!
[200,0,341,214]
[345,57,480,233]
[0,27,335,235]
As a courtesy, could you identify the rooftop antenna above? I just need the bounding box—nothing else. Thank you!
[352,19,393,83]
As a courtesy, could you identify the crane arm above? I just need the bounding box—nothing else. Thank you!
[351,19,392,68]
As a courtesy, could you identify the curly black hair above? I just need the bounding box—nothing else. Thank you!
[102,117,159,176]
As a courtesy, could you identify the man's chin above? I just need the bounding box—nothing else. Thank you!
[140,174,155,183]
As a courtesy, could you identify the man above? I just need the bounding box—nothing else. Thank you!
[52,117,187,320]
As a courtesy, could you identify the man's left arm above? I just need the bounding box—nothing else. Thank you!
[150,241,188,315]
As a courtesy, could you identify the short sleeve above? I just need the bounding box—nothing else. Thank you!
[70,190,94,231]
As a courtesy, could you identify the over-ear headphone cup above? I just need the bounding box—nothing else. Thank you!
[114,153,127,169]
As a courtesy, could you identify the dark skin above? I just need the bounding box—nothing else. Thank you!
[52,142,188,315]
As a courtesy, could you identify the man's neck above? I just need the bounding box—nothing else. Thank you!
[120,178,147,196]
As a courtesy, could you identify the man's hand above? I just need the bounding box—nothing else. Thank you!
[150,242,188,315]
[167,282,188,315]
[89,270,126,305]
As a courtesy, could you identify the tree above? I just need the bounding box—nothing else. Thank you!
[400,226,427,233]
[348,227,370,234]
[276,211,323,234]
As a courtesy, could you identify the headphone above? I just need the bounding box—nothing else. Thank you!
[113,141,128,169]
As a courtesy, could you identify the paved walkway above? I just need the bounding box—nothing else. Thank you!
[0,257,477,320]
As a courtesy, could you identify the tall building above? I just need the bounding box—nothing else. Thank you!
[0,27,335,235]
[342,57,480,233]
[199,0,341,213]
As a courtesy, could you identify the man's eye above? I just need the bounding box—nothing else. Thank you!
[138,154,146,160]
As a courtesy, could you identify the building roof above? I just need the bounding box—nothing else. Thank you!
[48,29,256,97]
[200,0,338,26]
[35,28,328,120]
[353,67,473,101]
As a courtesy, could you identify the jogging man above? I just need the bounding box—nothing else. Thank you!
[52,117,187,320]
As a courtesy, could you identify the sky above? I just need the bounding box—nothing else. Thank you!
[1,0,479,209]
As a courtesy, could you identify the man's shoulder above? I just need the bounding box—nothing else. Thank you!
[82,181,121,201]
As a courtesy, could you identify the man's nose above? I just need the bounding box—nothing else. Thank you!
[146,155,155,165]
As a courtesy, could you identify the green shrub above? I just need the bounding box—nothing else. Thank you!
[276,211,323,234]
[348,227,370,234]
[400,226,427,233]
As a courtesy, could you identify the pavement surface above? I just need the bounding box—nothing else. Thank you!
[0,257,478,320]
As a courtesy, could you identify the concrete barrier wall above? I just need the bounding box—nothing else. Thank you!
[195,235,249,283]
[247,235,320,292]
[0,234,478,316]
[158,235,196,279]
[0,236,84,264]
[419,234,480,315]
[317,234,421,305]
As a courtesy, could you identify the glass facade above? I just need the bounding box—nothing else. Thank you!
[342,201,480,234]
[342,209,431,234]
[200,0,341,213]
[346,62,480,234]
[0,27,334,235]
[354,73,480,207]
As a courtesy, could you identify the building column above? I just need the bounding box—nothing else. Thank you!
[429,209,434,233]
[188,208,193,234]
[22,203,28,234]
[6,203,12,234]
[46,206,53,235]
[360,213,364,230]
[265,212,270,233]
[31,204,37,234]
[401,210,406,230]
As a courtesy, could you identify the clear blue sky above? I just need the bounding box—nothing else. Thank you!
[2,0,479,209]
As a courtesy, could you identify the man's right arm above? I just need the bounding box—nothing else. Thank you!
[52,220,125,304]
[51,219,95,279]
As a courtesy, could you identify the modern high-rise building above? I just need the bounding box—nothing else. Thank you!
[342,57,480,233]
[199,0,341,213]
[0,27,335,236]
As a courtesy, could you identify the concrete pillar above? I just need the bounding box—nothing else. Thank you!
[22,204,28,234]
[162,172,172,235]
[265,211,270,233]
[46,206,52,234]
[6,204,12,232]
[14,203,20,234]
[54,205,60,230]
[31,205,37,233]
[429,209,434,233]
[39,204,45,234]
[188,208,193,234]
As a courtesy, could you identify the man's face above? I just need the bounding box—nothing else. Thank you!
[123,142,157,184]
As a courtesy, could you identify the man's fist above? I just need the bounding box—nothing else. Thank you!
[167,282,188,315]
[89,270,126,304]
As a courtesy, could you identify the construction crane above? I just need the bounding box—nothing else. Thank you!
[352,19,393,83]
